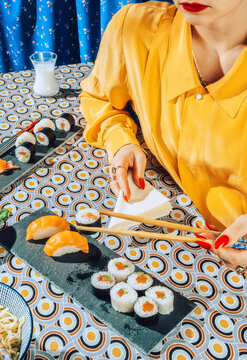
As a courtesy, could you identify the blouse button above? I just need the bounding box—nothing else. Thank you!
[195,93,202,100]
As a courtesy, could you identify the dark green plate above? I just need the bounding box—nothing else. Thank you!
[0,125,82,193]
[0,208,196,355]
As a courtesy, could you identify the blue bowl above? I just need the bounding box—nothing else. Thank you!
[0,282,33,359]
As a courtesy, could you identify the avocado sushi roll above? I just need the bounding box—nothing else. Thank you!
[75,208,101,235]
[55,113,75,131]
[36,127,56,146]
[110,282,138,313]
[33,118,55,134]
[91,272,116,300]
[15,132,36,147]
[15,142,36,163]
[134,296,158,325]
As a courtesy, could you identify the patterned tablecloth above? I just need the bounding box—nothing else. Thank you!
[0,63,246,360]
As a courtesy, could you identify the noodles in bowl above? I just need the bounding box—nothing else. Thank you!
[0,283,33,359]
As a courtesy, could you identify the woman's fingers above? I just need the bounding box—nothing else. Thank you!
[213,247,247,269]
[132,149,147,189]
[116,165,130,200]
[109,179,120,197]
[214,215,247,249]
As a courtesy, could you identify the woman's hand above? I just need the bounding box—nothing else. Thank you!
[109,144,146,201]
[197,215,247,272]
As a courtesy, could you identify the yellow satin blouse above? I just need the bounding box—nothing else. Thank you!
[80,1,247,230]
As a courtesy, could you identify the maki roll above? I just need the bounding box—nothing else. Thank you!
[15,132,36,147]
[56,113,75,131]
[15,142,36,163]
[127,272,153,294]
[134,296,158,325]
[33,118,55,134]
[110,282,138,313]
[108,258,135,282]
[75,208,101,235]
[36,127,56,146]
[91,272,116,300]
[145,286,174,314]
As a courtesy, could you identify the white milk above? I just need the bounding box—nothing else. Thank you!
[33,61,59,96]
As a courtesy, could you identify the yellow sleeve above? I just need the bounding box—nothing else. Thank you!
[79,5,140,163]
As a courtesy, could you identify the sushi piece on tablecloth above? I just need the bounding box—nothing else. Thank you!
[15,142,36,163]
[43,230,89,256]
[33,118,55,134]
[91,272,116,300]
[110,282,138,313]
[75,208,101,235]
[26,215,70,241]
[127,272,153,293]
[15,132,36,147]
[134,296,158,325]
[108,257,135,282]
[145,286,174,314]
[36,127,56,146]
[55,113,75,131]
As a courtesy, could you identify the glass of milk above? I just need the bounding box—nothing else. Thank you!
[30,52,59,96]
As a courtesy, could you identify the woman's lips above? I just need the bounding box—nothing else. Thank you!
[181,2,209,12]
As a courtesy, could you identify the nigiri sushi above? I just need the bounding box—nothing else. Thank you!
[26,215,70,241]
[44,231,89,257]
[0,159,19,174]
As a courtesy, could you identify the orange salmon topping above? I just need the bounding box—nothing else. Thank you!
[61,122,65,130]
[82,212,98,221]
[19,152,27,155]
[115,262,126,271]
[155,291,165,299]
[117,289,125,297]
[143,301,154,312]
[98,275,114,283]
[136,275,148,284]
[37,134,44,141]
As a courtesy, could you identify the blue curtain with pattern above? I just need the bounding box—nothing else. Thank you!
[0,0,172,73]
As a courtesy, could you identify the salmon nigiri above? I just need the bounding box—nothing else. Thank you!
[44,231,89,257]
[26,215,70,241]
[0,159,19,174]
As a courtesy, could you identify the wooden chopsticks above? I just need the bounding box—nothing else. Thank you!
[98,209,219,236]
[76,225,199,243]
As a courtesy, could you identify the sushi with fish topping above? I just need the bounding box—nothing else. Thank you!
[91,272,116,299]
[108,258,135,282]
[110,282,138,313]
[26,215,70,241]
[127,272,153,293]
[145,286,174,314]
[33,118,55,134]
[75,208,101,235]
[15,142,36,163]
[36,127,56,146]
[44,230,89,257]
[15,132,36,147]
[55,113,75,131]
[134,296,158,325]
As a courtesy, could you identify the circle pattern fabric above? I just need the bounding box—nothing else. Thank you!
[0,63,246,360]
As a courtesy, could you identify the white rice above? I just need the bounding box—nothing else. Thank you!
[15,145,32,163]
[33,118,55,134]
[91,272,116,290]
[145,286,174,314]
[108,258,135,282]
[75,208,100,225]
[31,226,65,240]
[110,282,138,313]
[15,132,36,147]
[127,272,153,291]
[134,296,158,318]
[52,245,80,257]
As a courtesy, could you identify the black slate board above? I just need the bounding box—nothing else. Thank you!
[0,125,82,193]
[0,208,196,355]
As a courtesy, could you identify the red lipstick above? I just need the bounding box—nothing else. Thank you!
[181,2,209,12]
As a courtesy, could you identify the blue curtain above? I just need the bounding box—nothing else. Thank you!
[0,0,172,73]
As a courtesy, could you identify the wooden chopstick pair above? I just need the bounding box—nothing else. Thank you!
[76,209,219,243]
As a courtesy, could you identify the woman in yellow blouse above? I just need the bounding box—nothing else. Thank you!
[80,0,247,272]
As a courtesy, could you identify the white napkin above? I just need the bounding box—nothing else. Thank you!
[108,172,172,229]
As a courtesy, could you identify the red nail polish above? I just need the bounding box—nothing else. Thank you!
[196,240,211,251]
[123,193,128,203]
[139,178,145,190]
[215,234,229,249]
[195,233,207,239]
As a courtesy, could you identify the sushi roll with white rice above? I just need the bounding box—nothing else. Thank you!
[15,142,36,163]
[127,272,153,293]
[75,208,101,235]
[145,286,174,314]
[33,118,55,134]
[108,258,135,282]
[110,282,138,313]
[56,113,75,131]
[15,132,36,147]
[134,296,158,325]
[91,272,116,300]
[36,127,56,146]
